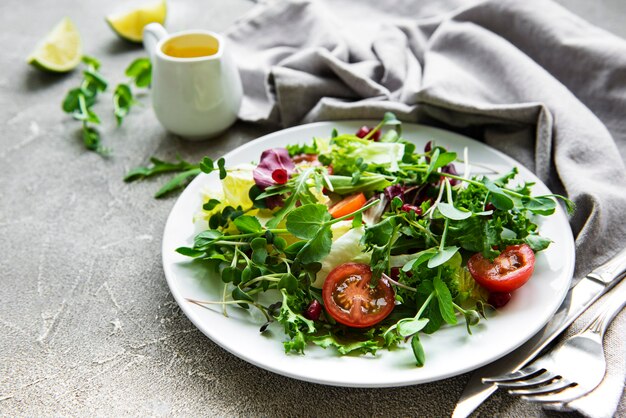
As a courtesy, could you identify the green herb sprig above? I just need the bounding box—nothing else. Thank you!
[125,156,225,198]
[62,56,108,154]
[113,58,151,125]
[62,56,152,155]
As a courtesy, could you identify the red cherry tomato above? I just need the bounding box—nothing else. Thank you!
[467,244,536,293]
[292,153,320,164]
[322,263,395,328]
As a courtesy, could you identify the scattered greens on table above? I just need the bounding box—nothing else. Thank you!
[164,113,574,366]
[61,56,151,155]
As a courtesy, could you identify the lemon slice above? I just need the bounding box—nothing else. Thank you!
[106,0,167,43]
[27,18,82,73]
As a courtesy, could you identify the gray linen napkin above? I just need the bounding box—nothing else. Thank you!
[226,0,626,416]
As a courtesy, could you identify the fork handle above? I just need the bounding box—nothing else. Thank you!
[585,278,626,336]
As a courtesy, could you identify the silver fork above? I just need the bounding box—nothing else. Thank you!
[483,277,626,404]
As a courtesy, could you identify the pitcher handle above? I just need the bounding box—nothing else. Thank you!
[143,23,168,61]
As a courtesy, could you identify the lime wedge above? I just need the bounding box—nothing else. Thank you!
[27,17,82,73]
[106,0,167,43]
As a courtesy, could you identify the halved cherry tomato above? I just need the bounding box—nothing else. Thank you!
[292,153,320,164]
[322,263,395,328]
[467,244,535,293]
[328,193,366,219]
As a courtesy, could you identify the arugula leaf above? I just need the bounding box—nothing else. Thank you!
[154,168,201,198]
[524,234,552,251]
[124,156,216,198]
[521,195,556,216]
[494,167,519,186]
[362,216,398,281]
[276,290,316,354]
[362,217,395,247]
[125,157,197,181]
[554,194,576,215]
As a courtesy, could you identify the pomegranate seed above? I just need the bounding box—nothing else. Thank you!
[271,168,289,184]
[303,300,322,321]
[484,202,496,212]
[424,141,433,153]
[401,204,422,215]
[356,126,369,138]
[488,292,512,309]
[355,126,381,141]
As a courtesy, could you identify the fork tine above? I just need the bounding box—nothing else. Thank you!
[494,371,557,389]
[510,379,574,396]
[482,365,542,383]
[520,384,582,404]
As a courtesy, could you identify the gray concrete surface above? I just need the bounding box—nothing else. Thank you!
[1,0,624,416]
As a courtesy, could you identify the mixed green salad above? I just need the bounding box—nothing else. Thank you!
[176,113,573,366]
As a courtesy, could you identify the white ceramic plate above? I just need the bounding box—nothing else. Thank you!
[162,121,575,387]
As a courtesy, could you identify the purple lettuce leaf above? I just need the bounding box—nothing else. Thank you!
[253,148,295,189]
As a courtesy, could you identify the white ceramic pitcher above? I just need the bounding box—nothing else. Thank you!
[143,23,243,140]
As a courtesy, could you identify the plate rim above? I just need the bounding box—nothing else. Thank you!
[161,120,576,387]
